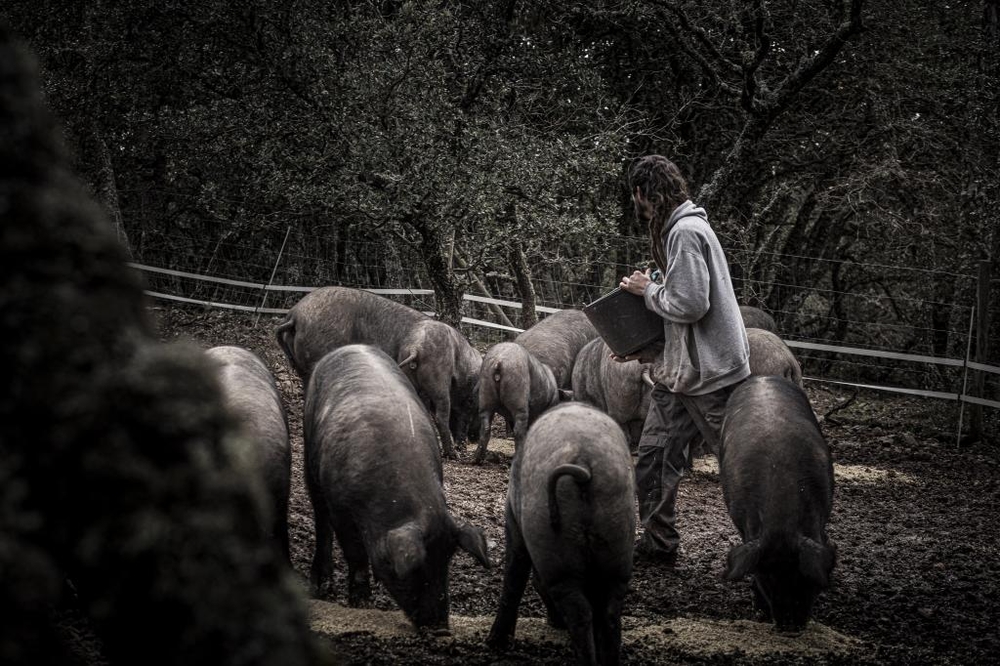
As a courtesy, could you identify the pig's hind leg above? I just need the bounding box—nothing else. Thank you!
[593,579,628,666]
[546,580,597,666]
[308,495,334,597]
[532,571,566,629]
[486,511,532,650]
[512,409,530,450]
[474,410,493,464]
[432,393,457,460]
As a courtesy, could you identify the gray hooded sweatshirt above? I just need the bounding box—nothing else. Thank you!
[642,200,750,395]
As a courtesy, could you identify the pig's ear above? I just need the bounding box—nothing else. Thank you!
[386,523,426,579]
[558,389,574,402]
[724,539,761,581]
[798,536,836,587]
[455,522,490,569]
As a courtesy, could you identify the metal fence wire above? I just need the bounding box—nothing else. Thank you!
[129,228,1000,440]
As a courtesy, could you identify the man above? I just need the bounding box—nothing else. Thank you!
[617,155,750,565]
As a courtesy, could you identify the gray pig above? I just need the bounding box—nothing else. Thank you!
[740,305,778,333]
[690,327,802,459]
[747,327,803,387]
[206,345,291,560]
[474,342,566,463]
[570,337,653,449]
[487,402,635,665]
[276,286,481,459]
[473,309,596,463]
[304,344,490,631]
[515,309,599,389]
[719,376,836,632]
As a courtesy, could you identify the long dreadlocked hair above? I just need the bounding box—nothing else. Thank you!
[628,155,690,274]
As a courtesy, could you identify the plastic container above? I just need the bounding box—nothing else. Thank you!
[583,287,664,357]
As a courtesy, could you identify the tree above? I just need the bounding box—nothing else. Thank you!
[4,0,996,361]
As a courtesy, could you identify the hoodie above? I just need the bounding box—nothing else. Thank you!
[642,200,750,395]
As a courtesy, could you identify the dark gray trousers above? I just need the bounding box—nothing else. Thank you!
[635,382,737,555]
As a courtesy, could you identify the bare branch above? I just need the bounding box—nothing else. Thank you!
[647,0,742,96]
[740,0,772,112]
[699,0,866,216]
[754,0,865,119]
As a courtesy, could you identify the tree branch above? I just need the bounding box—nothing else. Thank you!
[740,0,772,113]
[649,0,742,78]
[754,0,865,119]
[699,0,866,217]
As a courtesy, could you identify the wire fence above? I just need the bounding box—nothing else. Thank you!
[131,227,1000,440]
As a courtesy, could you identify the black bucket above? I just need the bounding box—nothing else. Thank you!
[583,287,664,357]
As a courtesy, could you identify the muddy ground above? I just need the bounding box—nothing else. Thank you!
[156,305,999,666]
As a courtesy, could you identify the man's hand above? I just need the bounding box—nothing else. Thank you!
[609,340,664,364]
[620,268,652,296]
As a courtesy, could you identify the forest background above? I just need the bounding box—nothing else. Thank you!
[3,0,999,416]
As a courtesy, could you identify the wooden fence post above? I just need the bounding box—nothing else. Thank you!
[254,226,291,327]
[970,260,991,441]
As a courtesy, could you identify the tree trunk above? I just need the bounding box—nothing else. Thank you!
[90,125,132,258]
[508,238,537,330]
[502,202,538,329]
[407,214,464,328]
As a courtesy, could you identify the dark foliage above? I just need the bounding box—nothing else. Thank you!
[0,25,331,665]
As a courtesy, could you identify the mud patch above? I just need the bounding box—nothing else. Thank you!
[308,600,865,661]
[634,617,864,659]
[691,456,915,484]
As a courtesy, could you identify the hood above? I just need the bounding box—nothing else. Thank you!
[661,200,708,239]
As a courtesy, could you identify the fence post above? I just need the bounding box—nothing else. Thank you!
[970,260,991,442]
[957,305,976,448]
[254,226,292,327]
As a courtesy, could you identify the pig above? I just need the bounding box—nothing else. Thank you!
[206,345,291,560]
[571,337,653,449]
[474,342,567,463]
[275,286,481,459]
[747,327,803,387]
[303,344,490,631]
[740,305,778,333]
[472,309,597,463]
[719,376,836,633]
[515,308,599,389]
[684,327,801,460]
[486,402,635,665]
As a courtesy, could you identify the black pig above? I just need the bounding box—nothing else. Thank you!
[473,309,596,463]
[206,345,291,559]
[276,286,481,459]
[304,344,490,631]
[571,337,653,449]
[719,376,836,632]
[747,327,803,387]
[474,342,566,463]
[487,402,635,665]
[688,327,802,459]
[515,309,599,389]
[740,305,778,333]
